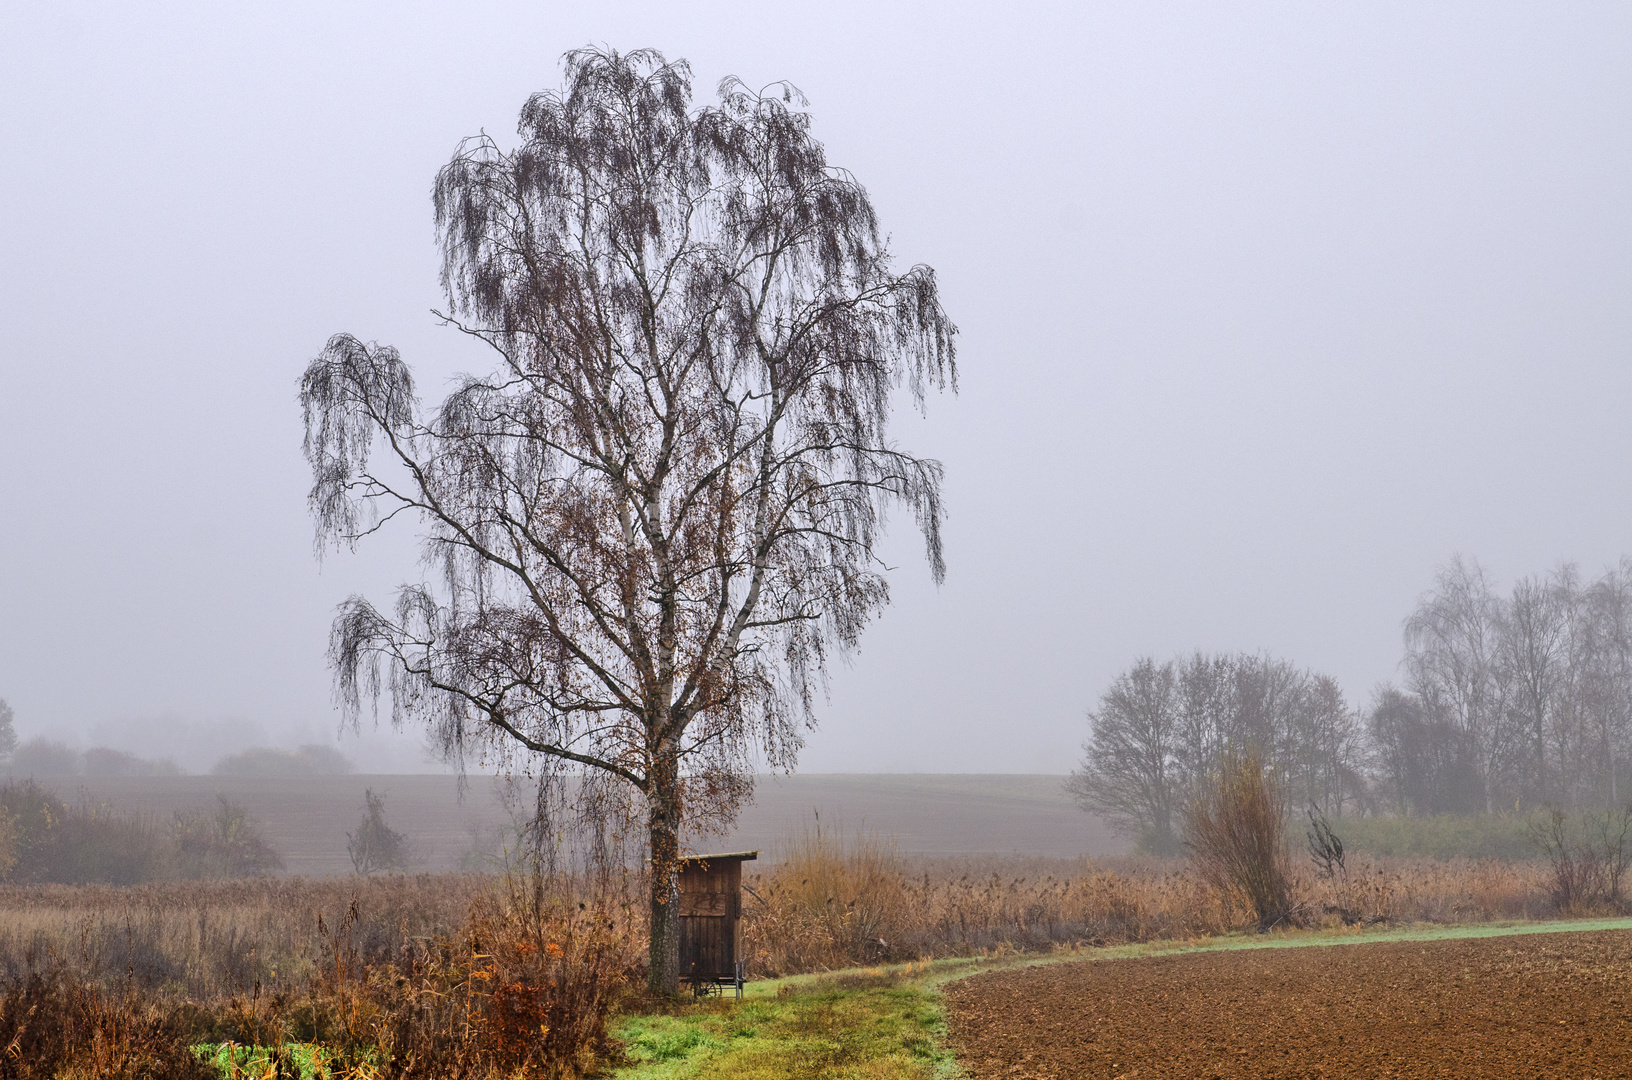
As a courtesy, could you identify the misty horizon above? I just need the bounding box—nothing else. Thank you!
[4,3,1630,775]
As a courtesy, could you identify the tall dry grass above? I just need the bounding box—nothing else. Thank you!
[0,972,218,1079]
[0,871,644,1078]
[740,825,1555,975]
[0,875,493,997]
[0,825,1572,1074]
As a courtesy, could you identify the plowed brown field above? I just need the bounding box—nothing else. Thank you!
[946,930,1632,1079]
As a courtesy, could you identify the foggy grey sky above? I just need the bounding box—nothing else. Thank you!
[2,2,1630,774]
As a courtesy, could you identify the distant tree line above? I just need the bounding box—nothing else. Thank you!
[1067,653,1366,854]
[1072,555,1632,852]
[0,736,352,778]
[1381,556,1632,816]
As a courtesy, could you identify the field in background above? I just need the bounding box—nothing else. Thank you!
[51,774,1121,876]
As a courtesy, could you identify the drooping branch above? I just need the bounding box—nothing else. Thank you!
[302,49,956,906]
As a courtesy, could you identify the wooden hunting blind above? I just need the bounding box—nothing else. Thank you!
[677,850,758,995]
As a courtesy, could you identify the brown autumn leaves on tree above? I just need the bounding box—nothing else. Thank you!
[300,47,955,994]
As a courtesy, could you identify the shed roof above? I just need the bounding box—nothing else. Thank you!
[677,850,760,866]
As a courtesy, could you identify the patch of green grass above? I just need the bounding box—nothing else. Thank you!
[613,968,954,1080]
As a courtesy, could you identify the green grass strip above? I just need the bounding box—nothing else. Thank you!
[614,978,952,1080]
[610,916,1632,1080]
[193,1040,382,1079]
[194,1042,326,1079]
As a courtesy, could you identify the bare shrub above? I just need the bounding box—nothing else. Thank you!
[173,796,284,879]
[1305,805,1368,925]
[7,739,80,777]
[1185,748,1295,931]
[1529,805,1632,914]
[0,783,283,885]
[347,789,410,875]
[20,800,172,886]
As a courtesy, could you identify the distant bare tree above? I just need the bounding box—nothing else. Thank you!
[1067,659,1182,854]
[0,701,15,763]
[1579,562,1632,805]
[1288,674,1369,818]
[1365,684,1482,815]
[1500,568,1578,803]
[1073,653,1364,853]
[1400,556,1632,811]
[1404,555,1507,812]
[300,48,954,993]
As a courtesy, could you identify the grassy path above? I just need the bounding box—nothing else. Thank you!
[609,916,1632,1080]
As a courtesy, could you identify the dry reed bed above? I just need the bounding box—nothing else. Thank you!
[739,833,1556,975]
[0,873,644,1078]
[0,856,1556,992]
[0,875,495,999]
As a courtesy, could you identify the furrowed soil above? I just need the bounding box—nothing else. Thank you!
[946,929,1632,1078]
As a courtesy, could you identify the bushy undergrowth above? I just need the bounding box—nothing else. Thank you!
[1335,811,1540,861]
[0,971,217,1079]
[0,782,282,886]
[0,827,1591,1075]
[201,878,643,1078]
[0,872,642,1078]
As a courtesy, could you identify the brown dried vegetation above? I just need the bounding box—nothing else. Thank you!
[0,827,1589,1075]
[0,872,641,1078]
[739,825,1555,975]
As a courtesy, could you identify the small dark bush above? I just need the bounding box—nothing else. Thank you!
[348,788,411,875]
[82,748,183,778]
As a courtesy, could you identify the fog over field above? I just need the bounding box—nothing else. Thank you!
[48,774,1113,876]
[3,3,1631,775]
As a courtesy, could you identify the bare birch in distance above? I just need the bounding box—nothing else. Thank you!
[299,47,955,993]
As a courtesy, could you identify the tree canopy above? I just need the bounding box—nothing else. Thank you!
[300,47,955,992]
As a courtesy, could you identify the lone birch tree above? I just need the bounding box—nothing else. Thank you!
[299,48,955,994]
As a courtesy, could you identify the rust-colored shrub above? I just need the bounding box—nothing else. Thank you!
[1185,749,1294,931]
[260,874,642,1078]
